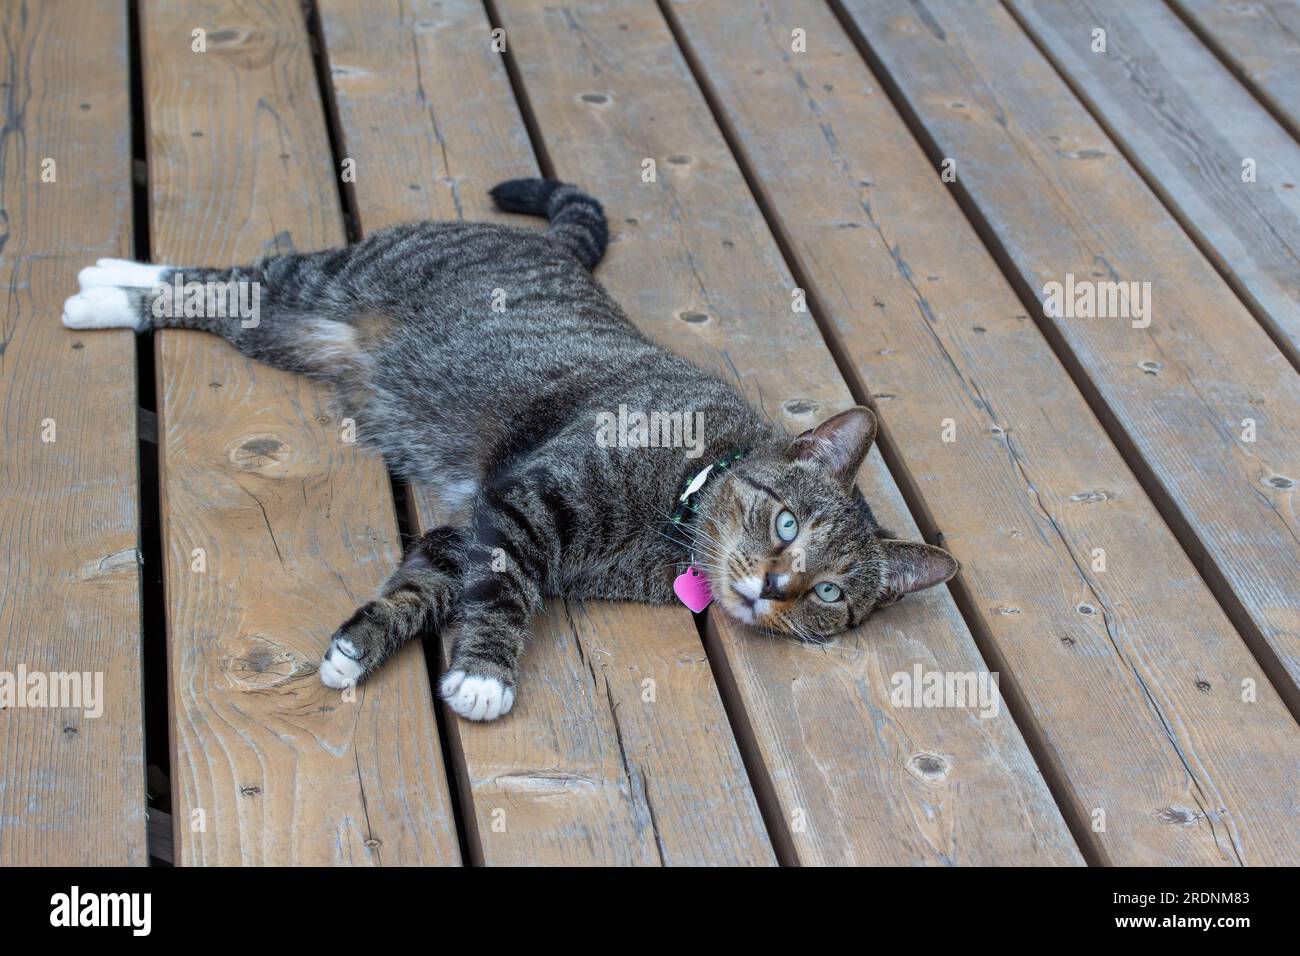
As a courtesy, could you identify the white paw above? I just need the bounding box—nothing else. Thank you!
[79,259,168,289]
[319,637,364,689]
[440,670,515,721]
[61,287,141,330]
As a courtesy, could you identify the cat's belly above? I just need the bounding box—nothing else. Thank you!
[436,477,479,513]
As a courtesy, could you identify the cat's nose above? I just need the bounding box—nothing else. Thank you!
[761,572,789,600]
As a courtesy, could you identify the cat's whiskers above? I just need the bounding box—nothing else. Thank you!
[652,504,730,547]
[650,527,728,571]
[779,612,830,648]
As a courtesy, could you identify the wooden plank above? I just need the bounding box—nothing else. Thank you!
[1169,0,1300,142]
[0,0,147,866]
[316,0,775,866]
[666,0,1300,865]
[839,0,1300,715]
[493,0,1082,865]
[142,0,458,865]
[1007,0,1300,369]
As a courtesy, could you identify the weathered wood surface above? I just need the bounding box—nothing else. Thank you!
[142,0,458,865]
[839,0,1300,716]
[317,0,775,866]
[0,0,147,866]
[1008,0,1300,369]
[665,0,1300,865]
[1170,0,1300,142]
[493,0,1082,865]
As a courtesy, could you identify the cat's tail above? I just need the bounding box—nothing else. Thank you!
[489,178,609,271]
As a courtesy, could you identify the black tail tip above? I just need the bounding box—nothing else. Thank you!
[488,177,565,216]
[489,178,608,270]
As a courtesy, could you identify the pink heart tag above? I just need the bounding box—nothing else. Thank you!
[673,566,713,612]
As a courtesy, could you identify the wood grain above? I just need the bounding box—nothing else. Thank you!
[1008,0,1300,369]
[316,0,775,866]
[493,0,1082,865]
[1170,0,1300,142]
[0,0,147,866]
[666,0,1300,865]
[142,0,458,865]
[839,0,1300,716]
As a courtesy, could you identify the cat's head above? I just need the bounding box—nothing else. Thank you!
[697,406,957,640]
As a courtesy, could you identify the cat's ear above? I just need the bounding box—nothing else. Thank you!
[876,540,958,605]
[789,405,877,488]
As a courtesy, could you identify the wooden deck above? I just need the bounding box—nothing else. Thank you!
[1,0,1297,866]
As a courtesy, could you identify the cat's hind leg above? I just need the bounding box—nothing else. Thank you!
[63,254,376,381]
[61,259,170,330]
[320,526,467,689]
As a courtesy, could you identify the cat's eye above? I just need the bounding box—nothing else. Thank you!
[775,509,799,542]
[813,581,843,603]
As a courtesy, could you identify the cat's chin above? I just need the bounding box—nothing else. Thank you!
[716,594,832,643]
[716,592,769,630]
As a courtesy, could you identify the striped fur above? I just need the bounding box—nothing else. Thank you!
[63,179,958,721]
[321,527,466,686]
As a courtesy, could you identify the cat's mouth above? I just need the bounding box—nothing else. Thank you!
[725,584,769,627]
[717,574,824,642]
[719,575,795,633]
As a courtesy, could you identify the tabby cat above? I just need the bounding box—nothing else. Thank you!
[63,179,958,721]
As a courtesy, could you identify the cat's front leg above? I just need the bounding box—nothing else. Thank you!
[439,483,553,721]
[320,526,466,688]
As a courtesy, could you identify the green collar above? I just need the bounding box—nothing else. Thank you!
[670,450,747,530]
